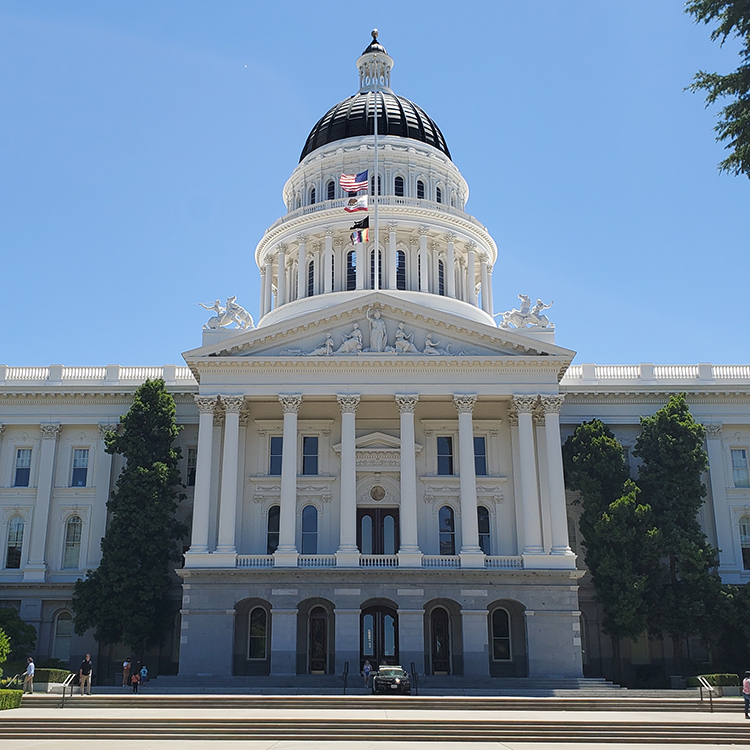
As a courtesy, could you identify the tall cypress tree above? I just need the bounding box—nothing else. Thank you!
[634,393,721,666]
[72,379,187,660]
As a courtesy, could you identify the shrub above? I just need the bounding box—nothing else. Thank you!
[0,690,23,710]
[39,658,69,669]
[33,669,71,684]
[686,673,739,687]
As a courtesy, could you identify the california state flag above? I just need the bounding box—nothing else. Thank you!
[344,195,368,213]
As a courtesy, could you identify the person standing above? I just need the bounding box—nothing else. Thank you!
[743,671,750,719]
[130,671,140,694]
[140,665,148,687]
[79,653,93,695]
[122,658,131,687]
[362,660,372,688]
[23,657,35,694]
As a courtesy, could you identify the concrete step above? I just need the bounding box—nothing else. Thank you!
[22,692,728,712]
[0,717,747,743]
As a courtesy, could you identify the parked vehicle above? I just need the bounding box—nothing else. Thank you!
[371,665,411,694]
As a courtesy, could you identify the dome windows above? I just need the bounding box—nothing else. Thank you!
[436,186,442,204]
[327,180,335,201]
[417,180,425,200]
[394,175,404,197]
[310,186,316,205]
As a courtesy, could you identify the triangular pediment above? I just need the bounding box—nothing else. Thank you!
[183,291,575,366]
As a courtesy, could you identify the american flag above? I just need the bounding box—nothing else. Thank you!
[340,170,368,192]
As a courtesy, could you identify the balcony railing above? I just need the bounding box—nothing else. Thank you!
[421,555,460,569]
[485,555,523,569]
[233,553,524,569]
[236,555,274,568]
[298,554,336,568]
[360,554,399,568]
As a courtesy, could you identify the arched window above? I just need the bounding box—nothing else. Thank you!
[477,506,491,555]
[326,180,335,201]
[370,174,381,195]
[394,175,404,197]
[63,515,83,569]
[416,180,425,200]
[438,505,455,556]
[53,611,73,661]
[396,250,406,290]
[301,505,318,554]
[370,249,382,289]
[346,250,356,291]
[491,608,511,660]
[267,506,280,554]
[360,515,373,555]
[5,516,24,569]
[438,260,446,296]
[310,186,316,205]
[436,186,442,204]
[295,193,301,209]
[248,607,267,659]
[307,260,315,297]
[740,517,750,570]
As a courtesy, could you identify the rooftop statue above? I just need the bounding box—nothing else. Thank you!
[200,297,255,330]
[497,294,554,329]
[367,306,388,352]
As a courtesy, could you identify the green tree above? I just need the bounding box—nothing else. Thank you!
[686,0,750,177]
[634,393,721,665]
[563,421,660,678]
[0,628,10,672]
[0,608,37,661]
[72,379,187,661]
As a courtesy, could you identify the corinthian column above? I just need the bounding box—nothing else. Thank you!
[480,254,490,313]
[215,396,244,557]
[445,233,456,298]
[276,395,302,566]
[396,395,421,566]
[418,227,429,292]
[297,235,308,299]
[324,229,333,294]
[454,395,484,567]
[24,423,61,581]
[186,395,219,562]
[513,395,544,560]
[541,396,575,562]
[704,423,737,572]
[263,256,273,315]
[276,245,287,306]
[336,394,360,566]
[466,242,477,306]
[388,222,397,290]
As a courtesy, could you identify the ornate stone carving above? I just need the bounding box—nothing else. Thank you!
[324,227,334,237]
[703,423,723,439]
[337,394,361,413]
[199,296,254,330]
[222,396,244,414]
[306,333,335,357]
[194,395,219,414]
[511,395,537,414]
[445,232,457,244]
[367,306,387,353]
[453,394,478,414]
[394,323,419,353]
[540,395,565,414]
[387,222,398,233]
[279,395,302,414]
[395,394,419,413]
[418,225,430,237]
[297,234,308,244]
[40,423,61,440]
[334,324,363,354]
[98,423,118,439]
[499,294,554,329]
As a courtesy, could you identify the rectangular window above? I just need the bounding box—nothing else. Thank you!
[269,436,283,476]
[71,449,89,487]
[474,436,487,476]
[14,449,31,487]
[732,449,750,488]
[186,447,197,487]
[437,436,454,476]
[302,436,319,476]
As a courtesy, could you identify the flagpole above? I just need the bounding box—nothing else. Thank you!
[373,47,380,292]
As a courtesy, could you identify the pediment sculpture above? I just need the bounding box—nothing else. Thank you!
[497,294,554,329]
[199,296,255,330]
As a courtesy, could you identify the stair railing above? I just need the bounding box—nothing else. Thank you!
[697,675,716,713]
[410,662,419,696]
[342,661,349,695]
[60,673,76,709]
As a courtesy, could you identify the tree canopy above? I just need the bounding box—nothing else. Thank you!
[0,608,37,662]
[686,0,750,177]
[72,379,187,658]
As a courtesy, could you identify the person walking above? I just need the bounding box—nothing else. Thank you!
[79,653,93,695]
[743,671,750,719]
[362,660,372,688]
[22,657,35,694]
[122,658,131,687]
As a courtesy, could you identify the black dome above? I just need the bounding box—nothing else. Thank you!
[300,90,452,162]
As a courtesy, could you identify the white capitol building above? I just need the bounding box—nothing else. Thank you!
[2,33,749,684]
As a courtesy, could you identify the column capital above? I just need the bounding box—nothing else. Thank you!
[337,394,361,413]
[511,395,537,414]
[396,394,419,413]
[221,396,245,414]
[703,423,723,439]
[194,395,219,414]
[540,395,565,414]
[40,423,61,440]
[445,232,457,243]
[431,240,441,252]
[324,227,334,237]
[409,236,419,248]
[263,253,274,266]
[279,394,302,414]
[296,234,308,244]
[276,243,287,253]
[312,241,322,253]
[466,240,477,251]
[387,222,398,233]
[259,267,266,278]
[98,423,118,440]
[418,225,430,237]
[453,394,478,414]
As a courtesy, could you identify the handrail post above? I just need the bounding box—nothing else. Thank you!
[342,660,349,695]
[410,661,419,696]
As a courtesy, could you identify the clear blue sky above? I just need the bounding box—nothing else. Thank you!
[1,1,747,366]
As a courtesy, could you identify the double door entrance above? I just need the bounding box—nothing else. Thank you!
[357,508,399,555]
[361,606,398,668]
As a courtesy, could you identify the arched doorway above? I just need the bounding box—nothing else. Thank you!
[430,607,451,674]
[308,606,328,674]
[361,605,398,667]
[358,508,398,555]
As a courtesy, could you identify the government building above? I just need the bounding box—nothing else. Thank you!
[2,33,749,686]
